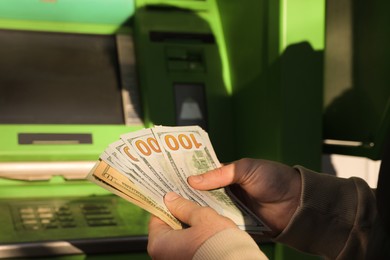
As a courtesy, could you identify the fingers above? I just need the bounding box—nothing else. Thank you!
[164,192,218,226]
[188,162,239,190]
[148,215,172,238]
[148,194,235,260]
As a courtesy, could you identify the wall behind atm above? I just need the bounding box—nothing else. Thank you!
[215,0,325,171]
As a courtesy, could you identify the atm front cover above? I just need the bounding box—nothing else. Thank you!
[0,29,149,258]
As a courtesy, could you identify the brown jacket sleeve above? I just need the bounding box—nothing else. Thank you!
[276,166,376,259]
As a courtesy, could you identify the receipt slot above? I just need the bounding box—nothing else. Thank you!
[174,83,207,130]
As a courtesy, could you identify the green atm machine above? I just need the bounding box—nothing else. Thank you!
[0,0,329,259]
[0,0,238,258]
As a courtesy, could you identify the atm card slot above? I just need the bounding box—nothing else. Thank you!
[150,31,215,44]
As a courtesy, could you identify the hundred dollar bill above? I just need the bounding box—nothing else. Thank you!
[121,129,180,195]
[122,128,222,209]
[152,125,270,233]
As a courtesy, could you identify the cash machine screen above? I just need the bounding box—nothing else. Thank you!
[0,29,124,125]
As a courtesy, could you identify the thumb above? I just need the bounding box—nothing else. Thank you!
[164,192,207,226]
[188,163,237,190]
[164,192,235,230]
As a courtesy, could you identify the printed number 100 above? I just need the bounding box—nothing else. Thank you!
[164,133,202,151]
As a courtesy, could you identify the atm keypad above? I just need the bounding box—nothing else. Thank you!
[14,201,118,231]
[82,203,117,227]
[18,205,76,230]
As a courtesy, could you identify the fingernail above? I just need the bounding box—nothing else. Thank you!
[189,175,203,183]
[164,192,180,202]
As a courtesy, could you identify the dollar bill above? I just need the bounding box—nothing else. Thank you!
[152,125,270,232]
[108,141,166,198]
[88,125,270,234]
[101,149,161,199]
[121,129,180,195]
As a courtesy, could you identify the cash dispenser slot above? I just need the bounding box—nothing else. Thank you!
[18,133,93,145]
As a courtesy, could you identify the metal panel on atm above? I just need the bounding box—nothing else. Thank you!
[133,3,236,162]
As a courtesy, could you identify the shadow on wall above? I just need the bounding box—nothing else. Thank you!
[233,41,323,171]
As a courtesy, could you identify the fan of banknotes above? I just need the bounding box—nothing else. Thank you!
[87,125,270,234]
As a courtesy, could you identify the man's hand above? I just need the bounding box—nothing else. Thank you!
[188,158,302,237]
[147,192,238,260]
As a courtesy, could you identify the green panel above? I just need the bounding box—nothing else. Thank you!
[0,177,107,198]
[0,19,132,34]
[280,0,325,51]
[0,125,143,161]
[0,0,135,34]
[275,244,321,260]
[216,0,324,170]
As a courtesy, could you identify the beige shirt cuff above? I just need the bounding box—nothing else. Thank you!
[193,228,268,260]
